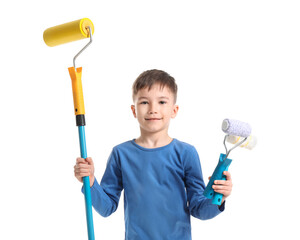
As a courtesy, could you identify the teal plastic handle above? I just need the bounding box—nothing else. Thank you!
[203,153,232,205]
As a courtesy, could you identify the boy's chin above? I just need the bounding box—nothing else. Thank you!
[140,126,169,135]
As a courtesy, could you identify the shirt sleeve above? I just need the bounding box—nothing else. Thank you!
[184,146,225,220]
[82,148,123,217]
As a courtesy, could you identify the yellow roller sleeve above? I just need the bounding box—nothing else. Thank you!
[43,18,94,47]
[68,67,85,115]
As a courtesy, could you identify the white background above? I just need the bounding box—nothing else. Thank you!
[1,0,299,239]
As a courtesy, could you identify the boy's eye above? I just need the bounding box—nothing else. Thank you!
[140,101,148,105]
[159,101,167,104]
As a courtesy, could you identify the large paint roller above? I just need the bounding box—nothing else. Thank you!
[203,119,257,205]
[43,18,95,240]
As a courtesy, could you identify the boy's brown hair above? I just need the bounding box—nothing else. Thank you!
[132,69,178,103]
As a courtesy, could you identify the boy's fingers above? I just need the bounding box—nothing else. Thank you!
[213,189,231,195]
[214,180,227,185]
[76,157,93,166]
[212,172,232,184]
[76,157,86,164]
[76,172,89,178]
[74,166,89,173]
[209,173,231,182]
[213,184,229,190]
[74,164,90,171]
[78,163,90,168]
[223,171,232,181]
[85,157,93,165]
[75,165,90,171]
[214,179,232,186]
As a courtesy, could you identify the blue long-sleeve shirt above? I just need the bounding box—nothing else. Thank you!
[83,138,224,239]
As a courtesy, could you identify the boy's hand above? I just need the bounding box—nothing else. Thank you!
[74,157,95,187]
[210,171,233,204]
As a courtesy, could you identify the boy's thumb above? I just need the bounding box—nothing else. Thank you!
[85,157,93,165]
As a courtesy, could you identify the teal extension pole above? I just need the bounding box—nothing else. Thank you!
[79,126,95,240]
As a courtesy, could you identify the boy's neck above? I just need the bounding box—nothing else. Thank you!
[135,132,173,149]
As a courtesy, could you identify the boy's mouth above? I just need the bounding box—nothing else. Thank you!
[145,118,162,121]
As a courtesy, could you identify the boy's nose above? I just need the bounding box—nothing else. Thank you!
[148,105,157,114]
[149,110,157,114]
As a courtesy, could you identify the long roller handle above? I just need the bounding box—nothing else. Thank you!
[203,153,232,205]
[69,67,95,240]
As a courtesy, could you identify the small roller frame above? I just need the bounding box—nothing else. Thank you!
[203,119,252,205]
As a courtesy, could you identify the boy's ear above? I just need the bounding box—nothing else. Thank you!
[131,105,137,118]
[171,105,179,118]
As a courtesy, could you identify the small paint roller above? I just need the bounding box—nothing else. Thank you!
[43,18,95,240]
[226,135,257,150]
[203,119,256,205]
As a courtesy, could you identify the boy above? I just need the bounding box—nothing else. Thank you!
[74,69,232,240]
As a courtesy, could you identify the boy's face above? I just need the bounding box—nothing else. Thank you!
[131,84,179,135]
